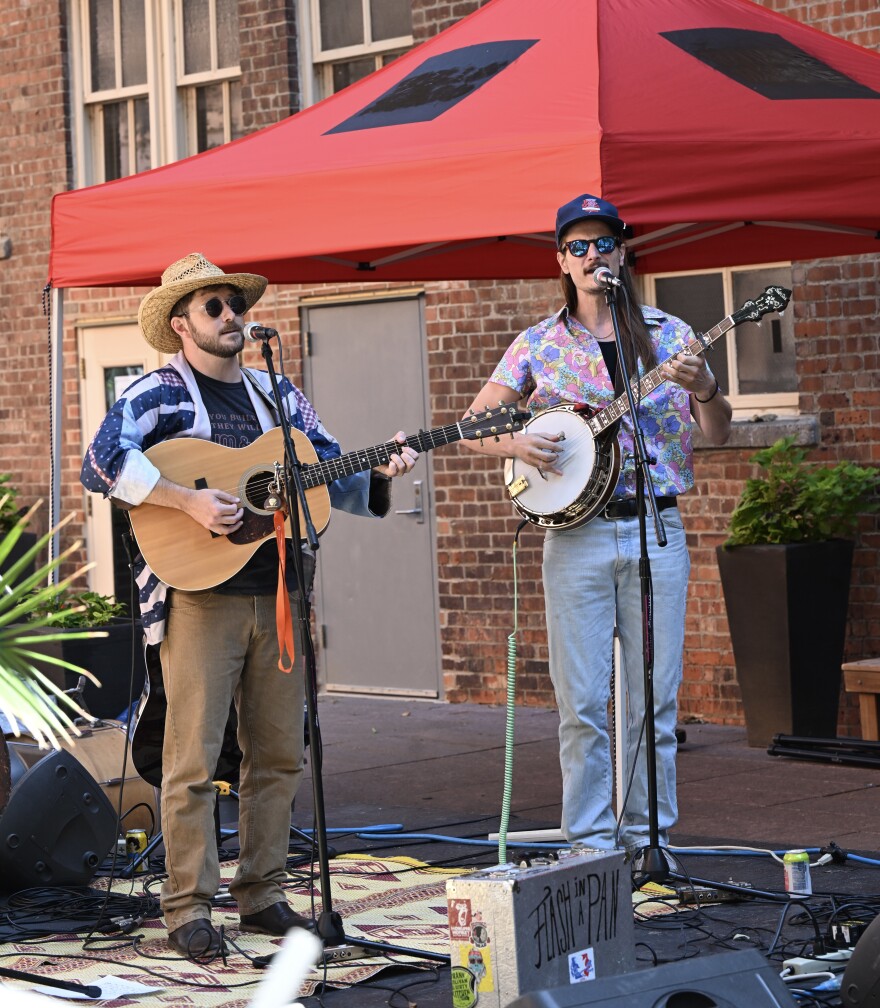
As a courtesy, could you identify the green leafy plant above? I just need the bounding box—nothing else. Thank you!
[0,497,103,747]
[0,474,22,534]
[724,437,880,547]
[24,587,125,628]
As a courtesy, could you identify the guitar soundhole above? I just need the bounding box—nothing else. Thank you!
[224,466,278,546]
[241,465,279,517]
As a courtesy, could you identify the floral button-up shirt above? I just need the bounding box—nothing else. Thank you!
[490,305,699,498]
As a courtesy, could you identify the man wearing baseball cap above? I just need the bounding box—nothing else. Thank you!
[82,253,417,959]
[463,194,731,865]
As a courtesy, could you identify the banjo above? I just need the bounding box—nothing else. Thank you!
[504,285,792,531]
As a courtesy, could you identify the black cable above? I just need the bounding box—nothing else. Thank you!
[1,886,159,939]
[0,947,263,992]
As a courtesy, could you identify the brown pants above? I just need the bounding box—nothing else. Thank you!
[159,590,305,932]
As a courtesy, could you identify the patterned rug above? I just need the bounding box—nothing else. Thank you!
[0,854,457,1007]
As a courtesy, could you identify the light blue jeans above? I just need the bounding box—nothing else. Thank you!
[543,507,689,852]
[159,591,305,932]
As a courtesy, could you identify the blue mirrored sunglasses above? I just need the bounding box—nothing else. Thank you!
[561,236,620,257]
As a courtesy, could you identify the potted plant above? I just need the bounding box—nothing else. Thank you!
[22,585,139,721]
[717,437,879,747]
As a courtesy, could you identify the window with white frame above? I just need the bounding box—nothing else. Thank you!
[645,264,797,414]
[309,0,413,100]
[176,0,243,154]
[74,0,243,185]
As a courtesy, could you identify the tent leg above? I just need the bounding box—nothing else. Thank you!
[49,286,64,581]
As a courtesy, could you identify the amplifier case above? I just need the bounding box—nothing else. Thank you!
[446,849,634,1008]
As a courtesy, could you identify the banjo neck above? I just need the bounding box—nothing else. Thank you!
[584,314,735,438]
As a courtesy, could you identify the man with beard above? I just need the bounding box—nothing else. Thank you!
[82,253,417,959]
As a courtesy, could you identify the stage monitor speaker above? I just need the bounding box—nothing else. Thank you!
[841,912,880,1007]
[0,748,117,891]
[506,949,796,1008]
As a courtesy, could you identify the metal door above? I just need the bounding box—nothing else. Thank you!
[301,295,441,696]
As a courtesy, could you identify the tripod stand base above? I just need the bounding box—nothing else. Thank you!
[318,910,450,964]
[629,844,672,884]
[253,912,450,969]
[322,939,450,964]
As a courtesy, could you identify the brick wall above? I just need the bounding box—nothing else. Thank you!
[4,0,877,734]
[411,0,880,733]
[0,2,69,535]
[240,0,301,125]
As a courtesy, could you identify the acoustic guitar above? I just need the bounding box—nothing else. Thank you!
[128,404,527,591]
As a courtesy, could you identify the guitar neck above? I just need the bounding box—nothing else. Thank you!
[589,314,735,436]
[301,421,469,489]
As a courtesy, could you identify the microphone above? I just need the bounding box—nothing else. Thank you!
[242,321,279,342]
[593,267,623,288]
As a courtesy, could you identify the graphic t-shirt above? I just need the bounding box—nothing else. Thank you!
[192,368,294,596]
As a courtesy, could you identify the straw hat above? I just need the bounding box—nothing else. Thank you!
[138,252,268,353]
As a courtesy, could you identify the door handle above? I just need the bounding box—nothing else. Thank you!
[394,480,424,524]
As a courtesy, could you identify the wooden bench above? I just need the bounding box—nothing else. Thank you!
[842,658,880,741]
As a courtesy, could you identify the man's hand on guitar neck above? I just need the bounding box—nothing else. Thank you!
[147,476,244,536]
[371,430,419,479]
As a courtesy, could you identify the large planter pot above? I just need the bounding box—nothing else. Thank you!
[27,621,146,721]
[716,539,854,747]
[0,529,37,588]
[60,621,147,720]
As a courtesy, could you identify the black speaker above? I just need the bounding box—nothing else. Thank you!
[841,913,880,1007]
[506,949,796,1007]
[0,748,117,891]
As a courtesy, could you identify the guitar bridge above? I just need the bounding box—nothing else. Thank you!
[508,474,529,499]
[263,462,285,511]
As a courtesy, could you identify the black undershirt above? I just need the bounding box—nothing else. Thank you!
[597,339,618,387]
[191,367,294,595]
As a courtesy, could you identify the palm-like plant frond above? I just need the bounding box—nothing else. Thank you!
[0,499,104,749]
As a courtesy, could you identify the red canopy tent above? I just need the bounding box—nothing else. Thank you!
[49,0,880,289]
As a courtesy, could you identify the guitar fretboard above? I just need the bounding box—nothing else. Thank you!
[301,417,507,489]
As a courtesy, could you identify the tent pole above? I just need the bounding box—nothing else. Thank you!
[49,286,64,583]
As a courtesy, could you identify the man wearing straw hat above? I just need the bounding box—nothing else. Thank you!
[82,253,417,960]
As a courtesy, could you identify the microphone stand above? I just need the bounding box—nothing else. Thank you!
[253,331,449,965]
[604,283,669,884]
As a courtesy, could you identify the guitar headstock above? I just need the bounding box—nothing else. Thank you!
[464,403,530,441]
[731,285,792,326]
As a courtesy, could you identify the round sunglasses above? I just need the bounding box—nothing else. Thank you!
[561,236,620,257]
[179,294,248,319]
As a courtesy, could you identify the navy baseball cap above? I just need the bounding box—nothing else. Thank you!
[555,194,627,247]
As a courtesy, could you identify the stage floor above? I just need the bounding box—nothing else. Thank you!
[2,694,879,1007]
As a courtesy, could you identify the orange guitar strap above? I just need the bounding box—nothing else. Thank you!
[273,510,295,672]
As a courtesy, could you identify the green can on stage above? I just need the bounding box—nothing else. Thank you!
[782,849,811,894]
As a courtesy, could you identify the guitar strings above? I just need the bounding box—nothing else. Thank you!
[174,441,410,503]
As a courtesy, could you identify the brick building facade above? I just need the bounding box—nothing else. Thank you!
[1,0,877,730]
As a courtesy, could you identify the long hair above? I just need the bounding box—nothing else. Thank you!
[559,261,657,374]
